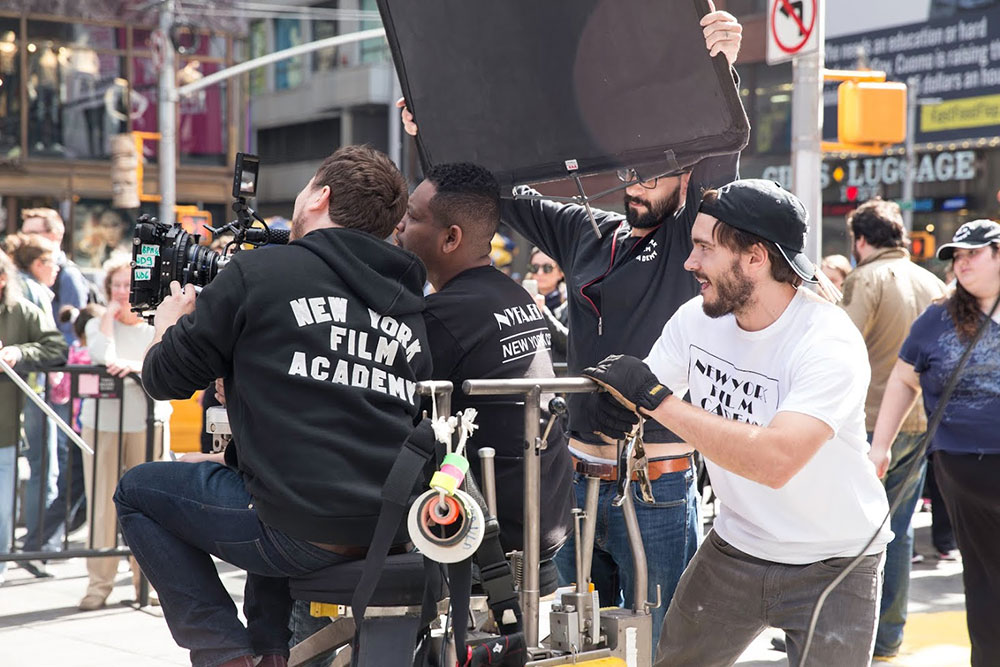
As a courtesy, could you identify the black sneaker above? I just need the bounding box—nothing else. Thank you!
[21,560,53,578]
[771,636,786,653]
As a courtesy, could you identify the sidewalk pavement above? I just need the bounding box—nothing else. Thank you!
[0,511,970,666]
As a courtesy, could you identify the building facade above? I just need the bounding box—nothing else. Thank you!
[729,0,1000,270]
[0,5,245,269]
[243,0,406,218]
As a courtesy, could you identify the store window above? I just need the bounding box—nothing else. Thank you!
[26,21,127,159]
[179,59,227,166]
[257,118,341,164]
[750,63,792,156]
[130,56,159,160]
[72,199,134,269]
[313,18,341,72]
[249,20,268,93]
[359,0,389,64]
[0,18,20,158]
[274,19,304,90]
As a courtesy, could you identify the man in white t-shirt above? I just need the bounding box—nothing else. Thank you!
[582,179,892,667]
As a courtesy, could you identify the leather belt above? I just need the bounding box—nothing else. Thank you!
[571,455,691,482]
[308,540,413,558]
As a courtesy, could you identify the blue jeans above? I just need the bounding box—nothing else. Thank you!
[114,461,352,667]
[554,461,700,650]
[0,445,17,578]
[22,397,59,544]
[22,402,81,553]
[871,431,927,657]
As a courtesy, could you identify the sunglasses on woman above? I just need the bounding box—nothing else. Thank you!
[529,263,557,274]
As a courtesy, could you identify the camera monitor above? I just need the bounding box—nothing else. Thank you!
[234,152,260,199]
[377,0,749,190]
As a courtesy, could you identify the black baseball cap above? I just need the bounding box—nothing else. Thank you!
[936,219,1000,260]
[698,179,817,284]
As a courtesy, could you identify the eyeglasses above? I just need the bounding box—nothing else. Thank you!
[529,263,557,274]
[616,168,659,190]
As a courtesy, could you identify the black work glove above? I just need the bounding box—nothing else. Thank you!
[582,354,672,413]
[588,391,640,440]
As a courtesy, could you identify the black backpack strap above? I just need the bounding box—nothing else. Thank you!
[448,479,523,666]
[448,557,474,666]
[475,519,522,636]
[351,419,437,621]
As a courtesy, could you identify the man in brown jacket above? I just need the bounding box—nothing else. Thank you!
[840,198,946,659]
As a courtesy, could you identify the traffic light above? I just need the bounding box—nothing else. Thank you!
[838,80,907,145]
[822,71,908,154]
[175,206,213,237]
[910,231,935,260]
[110,133,140,209]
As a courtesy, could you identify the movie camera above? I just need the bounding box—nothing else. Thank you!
[129,153,289,320]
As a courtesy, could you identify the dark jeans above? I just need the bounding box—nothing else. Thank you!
[934,452,1000,667]
[870,431,927,657]
[114,461,352,667]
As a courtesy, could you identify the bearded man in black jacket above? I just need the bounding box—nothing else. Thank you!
[395,162,573,591]
[396,9,745,650]
[113,146,432,667]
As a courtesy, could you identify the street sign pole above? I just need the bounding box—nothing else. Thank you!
[791,5,825,265]
[768,0,825,264]
[159,0,177,225]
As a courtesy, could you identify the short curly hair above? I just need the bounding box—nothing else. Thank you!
[424,163,501,253]
[313,145,408,239]
[846,198,906,249]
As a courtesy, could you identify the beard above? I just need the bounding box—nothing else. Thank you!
[290,212,306,241]
[624,184,682,229]
[699,259,754,319]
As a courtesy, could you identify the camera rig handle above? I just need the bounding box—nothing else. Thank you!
[205,198,289,256]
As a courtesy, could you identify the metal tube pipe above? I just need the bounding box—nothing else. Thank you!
[0,359,94,455]
[2,548,132,561]
[478,447,498,518]
[176,28,388,97]
[620,488,648,613]
[573,509,586,593]
[463,377,596,396]
[580,476,601,591]
[522,385,542,648]
[416,380,452,417]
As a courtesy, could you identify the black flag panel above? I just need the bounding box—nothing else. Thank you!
[378,0,750,190]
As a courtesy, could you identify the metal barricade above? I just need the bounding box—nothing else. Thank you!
[2,361,163,604]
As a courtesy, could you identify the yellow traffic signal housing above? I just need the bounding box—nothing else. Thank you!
[838,80,907,145]
[910,231,936,260]
[175,206,213,238]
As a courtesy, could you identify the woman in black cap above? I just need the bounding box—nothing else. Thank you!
[871,219,1000,667]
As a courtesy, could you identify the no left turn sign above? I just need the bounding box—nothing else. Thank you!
[766,0,820,65]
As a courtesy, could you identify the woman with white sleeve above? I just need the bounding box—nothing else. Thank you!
[77,253,172,611]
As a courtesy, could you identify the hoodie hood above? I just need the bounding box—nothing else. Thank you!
[294,227,427,318]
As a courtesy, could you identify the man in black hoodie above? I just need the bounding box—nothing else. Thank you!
[113,146,432,667]
[395,163,573,589]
